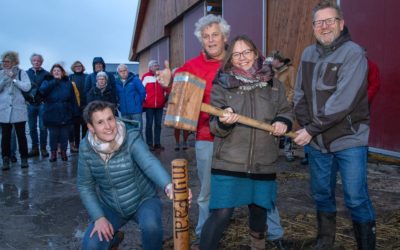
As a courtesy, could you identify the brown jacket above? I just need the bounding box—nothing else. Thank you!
[210,72,293,178]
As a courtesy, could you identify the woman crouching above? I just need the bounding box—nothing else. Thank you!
[77,100,179,249]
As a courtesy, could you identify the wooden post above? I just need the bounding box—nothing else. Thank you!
[172,159,189,250]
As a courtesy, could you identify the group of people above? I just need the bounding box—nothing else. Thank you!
[1,0,377,249]
[0,51,170,168]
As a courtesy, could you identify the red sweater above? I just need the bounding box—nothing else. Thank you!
[141,71,166,108]
[367,58,380,104]
[176,51,222,141]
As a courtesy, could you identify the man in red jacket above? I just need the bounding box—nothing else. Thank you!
[141,60,167,151]
[157,14,230,249]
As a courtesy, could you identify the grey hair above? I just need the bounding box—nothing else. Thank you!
[117,64,128,72]
[30,53,44,62]
[96,71,108,80]
[1,51,20,65]
[194,14,230,43]
[312,0,344,20]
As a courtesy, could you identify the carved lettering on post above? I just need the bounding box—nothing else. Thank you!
[172,159,189,250]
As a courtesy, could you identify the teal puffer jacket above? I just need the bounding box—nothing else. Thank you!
[77,120,170,221]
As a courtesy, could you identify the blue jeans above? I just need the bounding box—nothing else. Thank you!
[48,125,70,151]
[28,104,47,148]
[266,206,284,240]
[194,140,214,238]
[145,108,163,146]
[82,197,163,250]
[307,145,375,222]
[122,113,143,131]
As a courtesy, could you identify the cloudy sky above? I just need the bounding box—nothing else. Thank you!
[0,0,138,73]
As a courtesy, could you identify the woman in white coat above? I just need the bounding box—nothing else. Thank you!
[0,51,31,170]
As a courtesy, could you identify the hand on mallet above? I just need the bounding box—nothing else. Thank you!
[156,60,172,88]
[219,107,239,124]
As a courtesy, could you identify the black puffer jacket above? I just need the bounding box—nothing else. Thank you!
[210,68,293,178]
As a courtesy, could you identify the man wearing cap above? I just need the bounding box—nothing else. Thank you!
[141,60,167,151]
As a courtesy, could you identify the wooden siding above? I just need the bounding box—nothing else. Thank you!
[138,49,150,78]
[134,0,200,56]
[169,18,184,69]
[266,0,319,69]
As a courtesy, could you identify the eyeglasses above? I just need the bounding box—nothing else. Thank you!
[232,49,253,60]
[313,17,341,28]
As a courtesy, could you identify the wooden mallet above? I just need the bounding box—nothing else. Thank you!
[164,72,297,138]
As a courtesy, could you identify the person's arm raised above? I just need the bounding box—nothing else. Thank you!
[156,60,172,88]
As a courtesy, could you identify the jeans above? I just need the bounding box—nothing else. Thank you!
[307,145,375,223]
[194,140,214,238]
[48,125,70,151]
[82,197,163,250]
[28,104,47,148]
[145,108,163,146]
[122,113,143,131]
[266,206,284,240]
[1,122,28,158]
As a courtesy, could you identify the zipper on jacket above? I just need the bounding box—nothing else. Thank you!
[247,91,256,173]
[347,115,357,133]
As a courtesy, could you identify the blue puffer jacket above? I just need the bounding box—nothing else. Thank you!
[39,77,79,127]
[116,73,145,115]
[77,120,171,220]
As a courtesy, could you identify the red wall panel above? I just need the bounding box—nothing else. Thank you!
[341,0,400,152]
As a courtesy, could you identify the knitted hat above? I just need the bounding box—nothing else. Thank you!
[148,60,159,68]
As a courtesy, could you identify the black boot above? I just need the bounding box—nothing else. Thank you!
[41,146,49,157]
[312,211,336,250]
[49,151,57,162]
[353,221,376,250]
[2,156,10,171]
[28,146,39,157]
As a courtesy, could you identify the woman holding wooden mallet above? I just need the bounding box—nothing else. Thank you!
[199,35,293,250]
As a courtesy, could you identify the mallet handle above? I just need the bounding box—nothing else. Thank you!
[201,103,297,139]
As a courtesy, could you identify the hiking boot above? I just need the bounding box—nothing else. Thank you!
[41,146,49,157]
[21,158,29,168]
[49,151,57,162]
[174,143,180,151]
[28,146,39,157]
[2,157,10,171]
